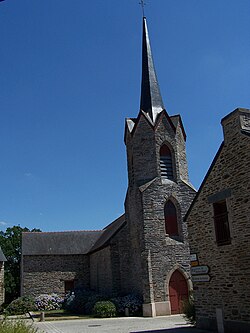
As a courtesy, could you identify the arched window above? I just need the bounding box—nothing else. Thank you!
[164,201,178,236]
[160,145,173,180]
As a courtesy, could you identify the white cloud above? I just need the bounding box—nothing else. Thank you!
[0,221,7,226]
[24,172,33,177]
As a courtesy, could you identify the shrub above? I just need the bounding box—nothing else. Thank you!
[111,294,143,316]
[64,289,107,314]
[0,320,38,333]
[93,301,116,318]
[63,292,75,311]
[64,289,94,314]
[182,296,196,325]
[84,294,107,315]
[35,294,64,311]
[4,296,35,315]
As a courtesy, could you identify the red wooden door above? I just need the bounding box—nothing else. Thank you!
[169,270,188,314]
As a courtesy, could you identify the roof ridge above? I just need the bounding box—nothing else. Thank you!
[23,230,103,234]
[103,213,125,230]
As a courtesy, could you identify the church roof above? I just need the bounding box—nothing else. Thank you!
[22,214,126,256]
[140,17,165,123]
[0,247,6,262]
[22,230,103,256]
[89,214,126,254]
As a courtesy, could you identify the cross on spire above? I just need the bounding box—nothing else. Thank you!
[139,0,146,17]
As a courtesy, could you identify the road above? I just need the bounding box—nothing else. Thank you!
[34,315,211,333]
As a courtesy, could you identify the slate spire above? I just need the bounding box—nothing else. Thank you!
[140,17,165,123]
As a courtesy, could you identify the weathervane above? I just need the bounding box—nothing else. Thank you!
[139,0,146,17]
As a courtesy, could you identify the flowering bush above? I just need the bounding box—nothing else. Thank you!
[111,294,143,316]
[64,289,107,314]
[35,294,64,311]
[64,292,76,311]
[64,289,93,314]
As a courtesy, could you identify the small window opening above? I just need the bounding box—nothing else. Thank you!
[164,201,179,236]
[213,200,231,245]
[64,280,75,294]
[160,145,174,180]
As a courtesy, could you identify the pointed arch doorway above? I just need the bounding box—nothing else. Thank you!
[169,270,188,314]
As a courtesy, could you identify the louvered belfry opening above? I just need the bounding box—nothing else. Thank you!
[160,145,174,180]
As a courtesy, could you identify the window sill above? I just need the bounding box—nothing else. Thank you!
[216,239,232,246]
[165,234,184,243]
[161,178,176,185]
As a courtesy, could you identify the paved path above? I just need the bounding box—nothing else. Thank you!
[34,315,211,333]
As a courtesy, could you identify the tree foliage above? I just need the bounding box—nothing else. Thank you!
[0,225,41,304]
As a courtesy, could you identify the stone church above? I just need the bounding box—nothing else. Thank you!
[21,17,196,316]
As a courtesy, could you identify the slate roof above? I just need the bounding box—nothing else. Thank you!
[140,17,165,123]
[0,247,6,261]
[89,214,126,253]
[22,230,103,256]
[22,214,127,256]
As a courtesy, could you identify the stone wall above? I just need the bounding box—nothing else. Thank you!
[129,114,158,184]
[0,263,4,305]
[187,108,250,332]
[109,223,133,296]
[141,178,195,297]
[90,246,113,295]
[89,221,144,298]
[22,254,89,296]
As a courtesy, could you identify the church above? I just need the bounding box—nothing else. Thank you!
[21,17,196,317]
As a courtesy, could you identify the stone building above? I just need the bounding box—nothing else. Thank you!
[185,108,250,332]
[0,247,6,305]
[21,17,196,316]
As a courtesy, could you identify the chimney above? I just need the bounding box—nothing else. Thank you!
[221,108,250,144]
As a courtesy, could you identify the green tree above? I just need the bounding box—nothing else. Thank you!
[0,225,41,304]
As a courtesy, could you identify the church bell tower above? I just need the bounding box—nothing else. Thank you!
[124,17,196,316]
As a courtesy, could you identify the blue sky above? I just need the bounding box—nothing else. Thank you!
[0,0,250,232]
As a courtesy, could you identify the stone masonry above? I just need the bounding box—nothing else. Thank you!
[90,247,113,294]
[186,108,250,333]
[22,255,90,296]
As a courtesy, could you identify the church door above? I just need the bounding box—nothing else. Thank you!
[169,270,188,314]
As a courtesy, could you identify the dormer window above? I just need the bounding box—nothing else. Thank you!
[160,145,174,180]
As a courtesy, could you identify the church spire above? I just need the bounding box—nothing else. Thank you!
[140,17,165,123]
